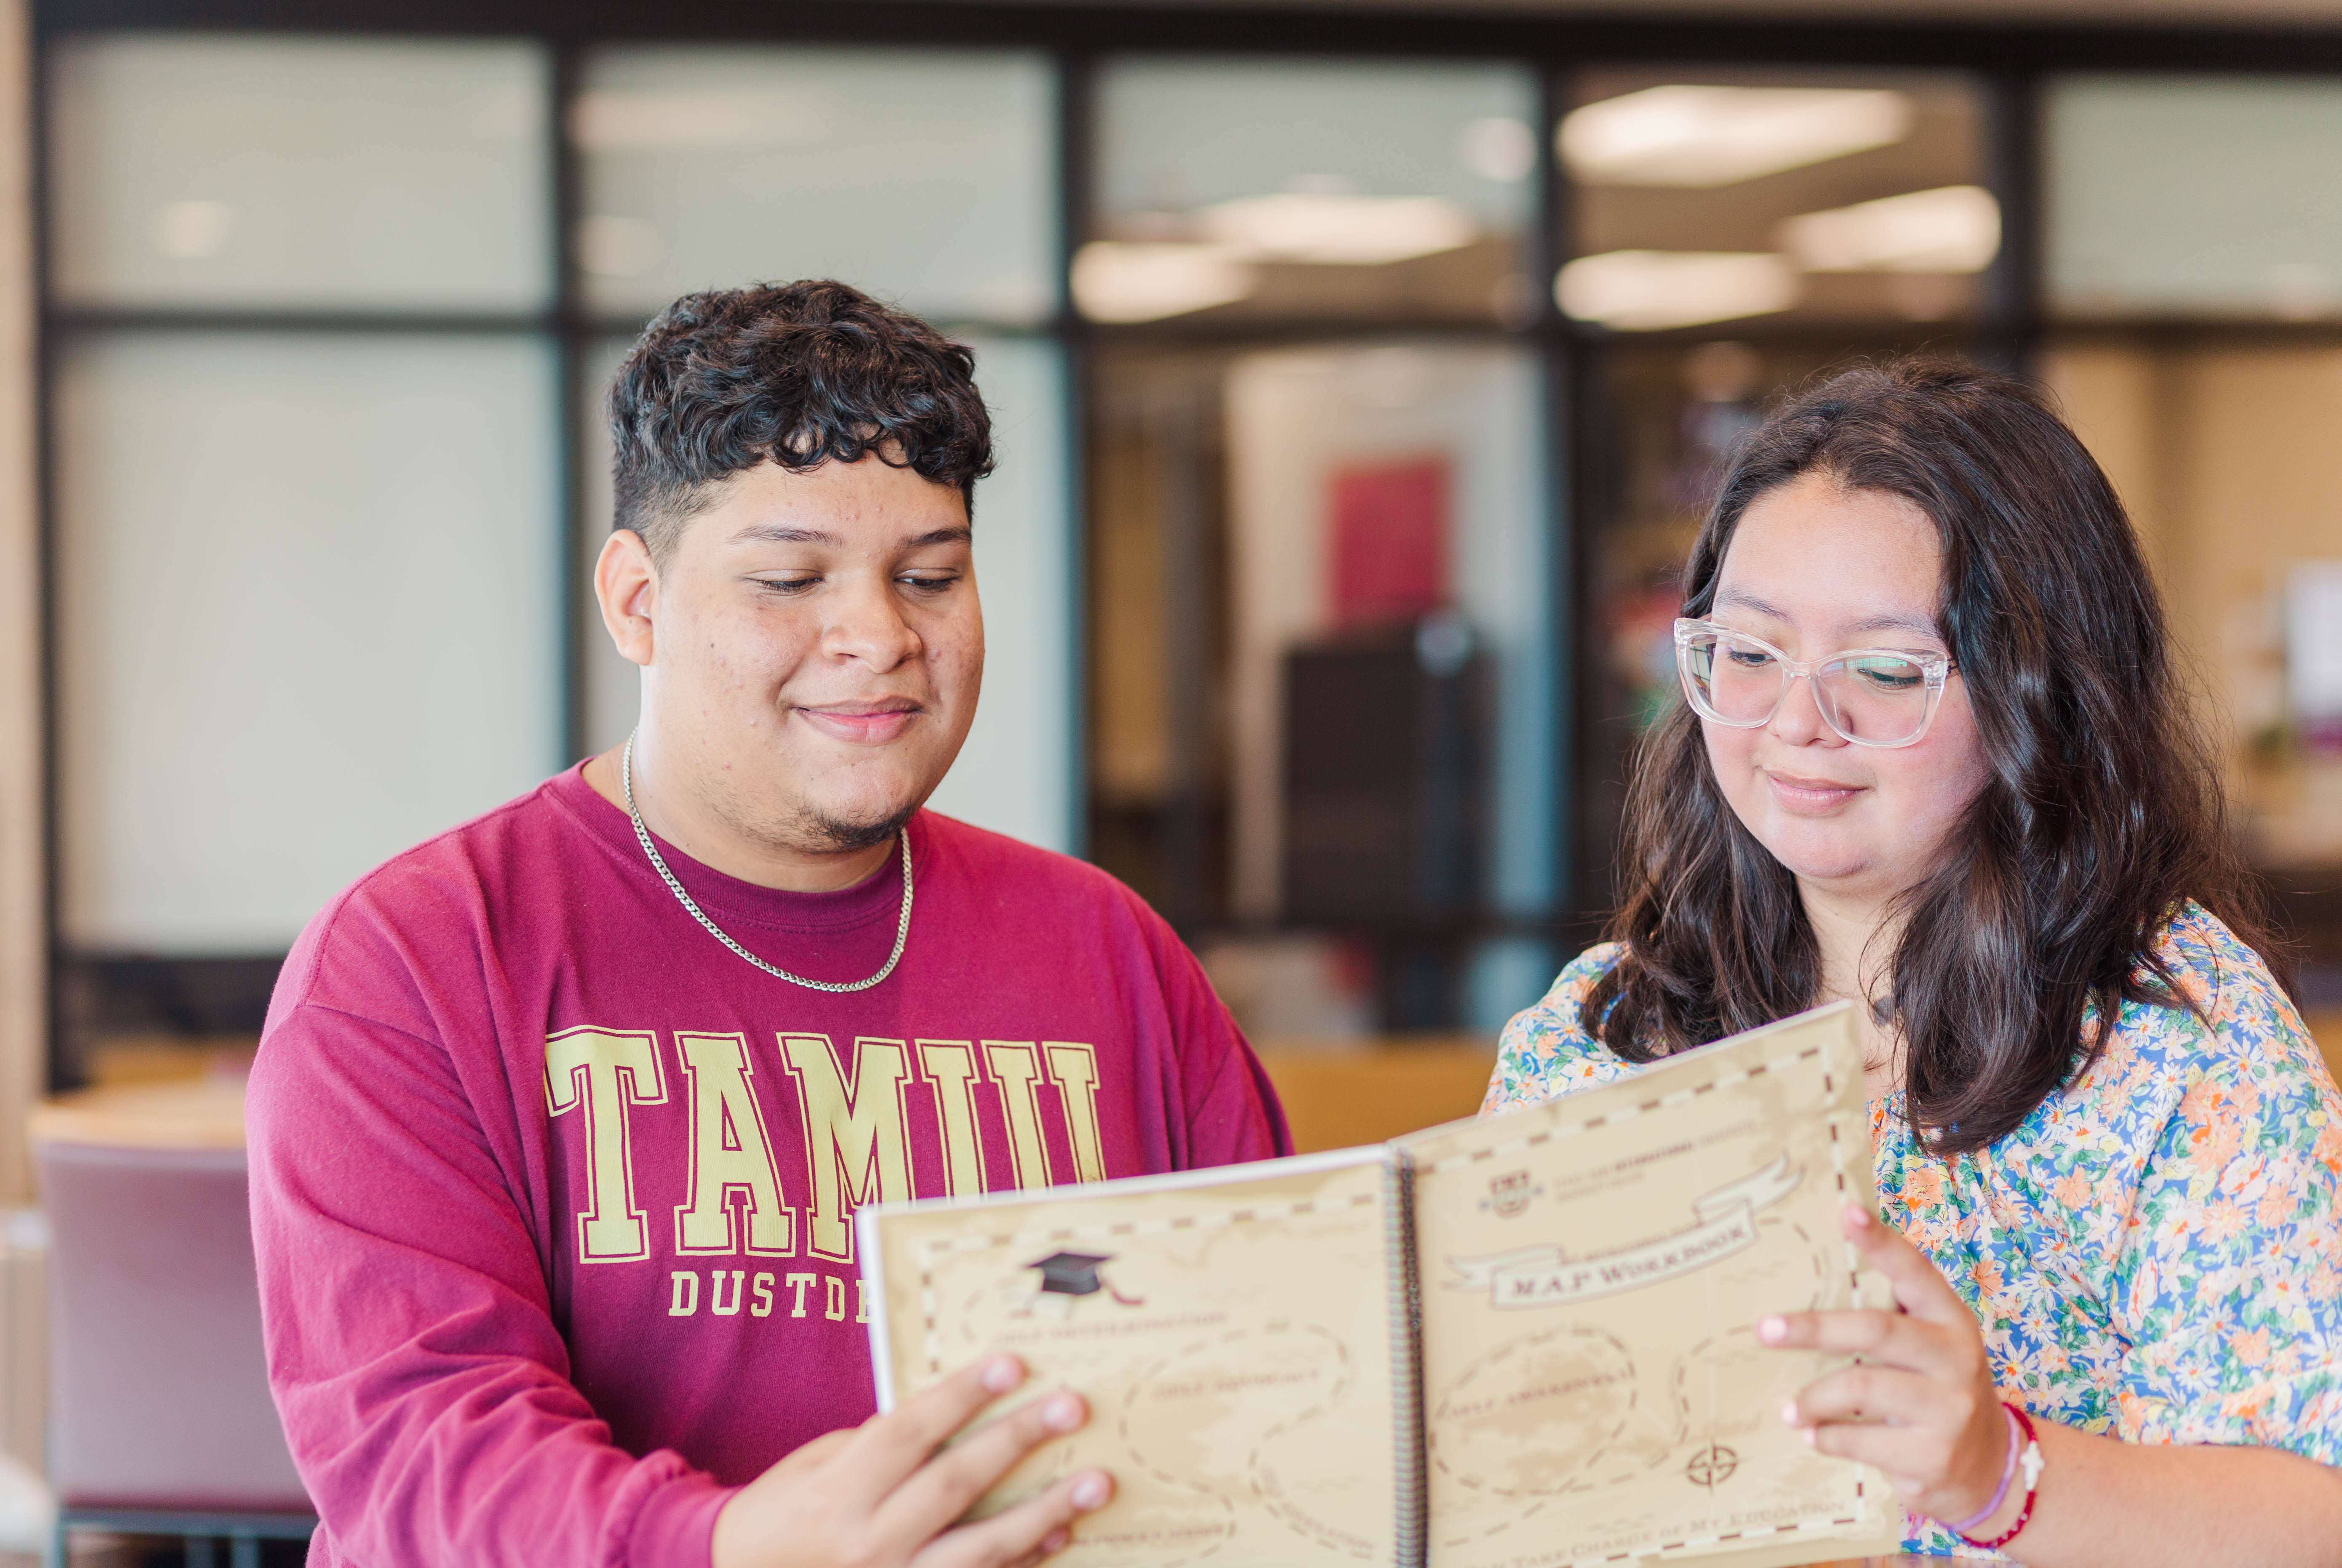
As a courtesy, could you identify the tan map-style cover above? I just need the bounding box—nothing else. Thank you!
[857,1001,1899,1568]
[1403,1001,1900,1568]
[860,1149,1416,1566]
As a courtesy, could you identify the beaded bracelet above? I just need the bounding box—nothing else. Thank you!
[1953,1403,2043,1552]
[1940,1404,2021,1535]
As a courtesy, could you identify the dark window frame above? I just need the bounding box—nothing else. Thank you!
[30,0,2342,1075]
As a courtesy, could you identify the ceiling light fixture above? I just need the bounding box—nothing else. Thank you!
[1196,193,1477,266]
[1556,250,1799,330]
[1561,86,1913,188]
[1458,117,1537,183]
[1780,185,2001,273]
[1072,242,1257,322]
[576,215,662,280]
[569,90,826,152]
[150,199,233,261]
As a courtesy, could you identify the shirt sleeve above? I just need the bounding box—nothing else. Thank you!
[1144,920,1293,1168]
[2105,980,2342,1464]
[248,995,734,1568]
[1481,943,1629,1115]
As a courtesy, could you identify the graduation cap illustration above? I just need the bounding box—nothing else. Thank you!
[1028,1251,1113,1296]
[1020,1250,1144,1313]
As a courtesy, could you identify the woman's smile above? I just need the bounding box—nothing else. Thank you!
[1761,768,1867,813]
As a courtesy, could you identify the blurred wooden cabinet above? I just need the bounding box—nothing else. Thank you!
[1252,1037,1496,1153]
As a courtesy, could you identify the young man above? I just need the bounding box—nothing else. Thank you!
[247,281,1291,1568]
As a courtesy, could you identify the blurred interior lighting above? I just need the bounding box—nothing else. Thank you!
[1780,185,2001,272]
[150,199,233,260]
[1072,241,1256,322]
[1457,117,1537,182]
[1556,250,1798,330]
[1561,87,1913,188]
[576,214,661,278]
[1197,193,1477,266]
[2265,263,2337,321]
[570,90,824,151]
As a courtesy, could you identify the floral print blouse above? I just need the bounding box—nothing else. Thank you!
[1483,905,2342,1557]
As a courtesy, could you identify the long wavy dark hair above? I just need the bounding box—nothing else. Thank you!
[1586,358,2284,1156]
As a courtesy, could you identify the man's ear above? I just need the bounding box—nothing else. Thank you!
[595,529,659,668]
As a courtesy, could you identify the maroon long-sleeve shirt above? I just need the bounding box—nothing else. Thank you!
[247,766,1289,1568]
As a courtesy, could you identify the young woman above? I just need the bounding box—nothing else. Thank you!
[1486,360,2342,1563]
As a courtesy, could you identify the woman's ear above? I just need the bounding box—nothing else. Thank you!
[595,529,659,668]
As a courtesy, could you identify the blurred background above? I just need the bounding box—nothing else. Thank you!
[3,0,2342,1556]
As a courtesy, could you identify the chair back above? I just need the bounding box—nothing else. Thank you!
[35,1138,308,1512]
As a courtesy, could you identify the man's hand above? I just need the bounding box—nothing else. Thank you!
[1759,1204,2009,1529]
[711,1354,1113,1568]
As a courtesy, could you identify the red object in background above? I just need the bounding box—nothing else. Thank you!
[1328,456,1449,630]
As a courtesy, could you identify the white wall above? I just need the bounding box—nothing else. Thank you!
[57,333,564,951]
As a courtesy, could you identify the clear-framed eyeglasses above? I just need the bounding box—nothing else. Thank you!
[1672,618,1957,749]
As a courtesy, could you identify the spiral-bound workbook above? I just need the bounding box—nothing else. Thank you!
[855,1001,1902,1568]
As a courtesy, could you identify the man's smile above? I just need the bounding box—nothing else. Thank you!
[791,698,922,745]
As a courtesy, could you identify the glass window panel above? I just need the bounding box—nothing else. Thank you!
[577,47,1056,325]
[50,35,552,311]
[577,333,1075,854]
[579,336,641,760]
[1087,58,1537,325]
[1089,339,1548,1031]
[2047,76,2342,320]
[1223,341,1549,918]
[2045,341,2342,868]
[1564,69,1987,330]
[923,337,1076,853]
[57,332,562,951]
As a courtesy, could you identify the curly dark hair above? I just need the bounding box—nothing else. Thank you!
[606,280,995,564]
[1586,358,2285,1157]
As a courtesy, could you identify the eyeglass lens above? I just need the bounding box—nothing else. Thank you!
[1683,631,1932,745]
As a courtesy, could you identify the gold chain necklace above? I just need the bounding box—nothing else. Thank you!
[621,733,913,993]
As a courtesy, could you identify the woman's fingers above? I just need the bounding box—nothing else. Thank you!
[1758,1304,1967,1377]
[878,1388,1092,1542]
[913,1470,1115,1568]
[1801,1415,1967,1496]
[1785,1363,1961,1429]
[1750,1206,2008,1522]
[845,1355,1032,1506]
[1835,1204,1972,1324]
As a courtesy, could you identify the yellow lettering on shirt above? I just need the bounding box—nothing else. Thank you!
[544,1027,667,1263]
[782,1034,915,1262]
[1044,1042,1107,1183]
[983,1041,1053,1189]
[915,1040,990,1196]
[673,1032,796,1258]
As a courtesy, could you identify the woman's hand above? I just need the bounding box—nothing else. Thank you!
[712,1353,1113,1568]
[1758,1203,2012,1532]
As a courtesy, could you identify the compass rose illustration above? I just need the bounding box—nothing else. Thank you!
[1684,1443,1740,1490]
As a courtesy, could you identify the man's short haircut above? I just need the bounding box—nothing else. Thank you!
[606,280,995,565]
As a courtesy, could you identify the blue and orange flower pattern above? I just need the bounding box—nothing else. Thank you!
[1482,905,2342,1557]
